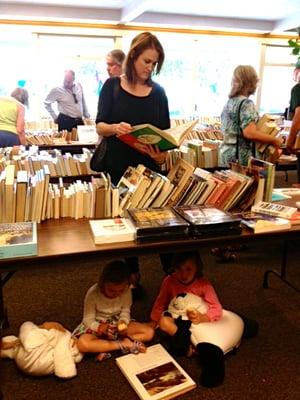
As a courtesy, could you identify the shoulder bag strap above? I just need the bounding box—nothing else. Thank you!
[235,99,247,161]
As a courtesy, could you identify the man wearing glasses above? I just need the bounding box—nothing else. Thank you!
[44,70,90,132]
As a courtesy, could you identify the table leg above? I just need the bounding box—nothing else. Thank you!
[0,272,15,331]
[263,241,299,292]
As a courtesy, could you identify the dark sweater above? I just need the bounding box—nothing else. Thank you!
[95,77,170,184]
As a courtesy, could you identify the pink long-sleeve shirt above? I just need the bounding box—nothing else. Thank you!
[150,273,222,323]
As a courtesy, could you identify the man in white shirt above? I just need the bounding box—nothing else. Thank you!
[44,70,90,132]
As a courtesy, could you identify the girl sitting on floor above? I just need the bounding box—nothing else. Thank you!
[150,250,258,388]
[73,260,154,361]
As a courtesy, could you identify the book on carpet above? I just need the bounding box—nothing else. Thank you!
[174,204,242,236]
[89,218,136,244]
[0,222,37,259]
[115,344,196,400]
[235,211,291,233]
[117,120,197,153]
[126,207,189,242]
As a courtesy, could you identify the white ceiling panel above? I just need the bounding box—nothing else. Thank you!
[0,0,299,33]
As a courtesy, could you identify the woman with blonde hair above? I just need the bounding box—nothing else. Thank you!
[219,65,282,167]
[0,87,28,146]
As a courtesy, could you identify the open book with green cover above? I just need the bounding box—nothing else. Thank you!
[117,120,197,153]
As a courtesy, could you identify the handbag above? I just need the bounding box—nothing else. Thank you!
[90,137,107,172]
[235,99,255,161]
[90,78,120,172]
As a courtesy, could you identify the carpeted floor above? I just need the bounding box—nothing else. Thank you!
[1,171,300,400]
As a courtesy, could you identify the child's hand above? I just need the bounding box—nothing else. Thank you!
[117,321,128,336]
[186,308,208,324]
[97,323,109,335]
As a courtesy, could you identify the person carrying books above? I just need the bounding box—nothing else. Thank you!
[150,251,258,388]
[73,260,154,362]
[216,65,282,261]
[95,32,170,287]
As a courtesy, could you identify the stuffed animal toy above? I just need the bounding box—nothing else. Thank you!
[0,321,83,379]
[166,293,245,388]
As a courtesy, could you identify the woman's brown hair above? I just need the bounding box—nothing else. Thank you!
[124,32,165,85]
[229,65,259,98]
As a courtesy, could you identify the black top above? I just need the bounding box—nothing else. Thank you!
[289,83,300,115]
[96,77,170,184]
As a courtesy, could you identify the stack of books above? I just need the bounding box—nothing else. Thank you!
[174,204,242,237]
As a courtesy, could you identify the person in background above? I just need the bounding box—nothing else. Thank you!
[95,32,170,288]
[286,60,300,152]
[0,87,28,146]
[44,70,90,132]
[73,260,154,362]
[106,49,126,78]
[219,65,282,167]
[215,65,282,262]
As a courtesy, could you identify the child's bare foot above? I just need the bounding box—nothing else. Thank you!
[2,339,20,350]
[118,338,146,354]
[95,352,111,362]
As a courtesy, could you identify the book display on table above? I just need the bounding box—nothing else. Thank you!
[0,222,37,259]
[126,207,189,243]
[116,344,196,400]
[117,120,197,154]
[89,218,136,244]
[234,211,291,233]
[251,201,298,218]
[174,204,242,237]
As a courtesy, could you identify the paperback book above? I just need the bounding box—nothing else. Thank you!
[118,120,197,153]
[234,211,291,233]
[0,222,37,259]
[115,344,196,400]
[126,207,189,243]
[174,204,242,237]
[89,218,136,244]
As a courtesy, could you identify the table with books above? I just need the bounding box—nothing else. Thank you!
[1,200,300,330]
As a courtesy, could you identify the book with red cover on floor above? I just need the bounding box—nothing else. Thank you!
[116,344,196,400]
[117,120,197,153]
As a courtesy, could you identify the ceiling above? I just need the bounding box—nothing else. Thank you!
[1,0,300,34]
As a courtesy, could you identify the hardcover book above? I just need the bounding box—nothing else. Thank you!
[126,207,189,242]
[116,344,196,400]
[118,120,197,153]
[89,218,136,244]
[174,204,242,236]
[235,211,291,233]
[0,222,37,259]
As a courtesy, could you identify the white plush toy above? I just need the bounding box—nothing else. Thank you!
[168,293,244,354]
[0,321,83,378]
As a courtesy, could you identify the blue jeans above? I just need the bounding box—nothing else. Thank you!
[0,130,20,147]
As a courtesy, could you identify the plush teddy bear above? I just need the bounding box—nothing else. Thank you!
[0,321,83,378]
[166,293,246,387]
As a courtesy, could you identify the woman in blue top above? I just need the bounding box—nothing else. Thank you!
[219,65,281,167]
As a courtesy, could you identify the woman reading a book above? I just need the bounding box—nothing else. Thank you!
[73,260,154,361]
[95,32,170,287]
[95,31,170,185]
